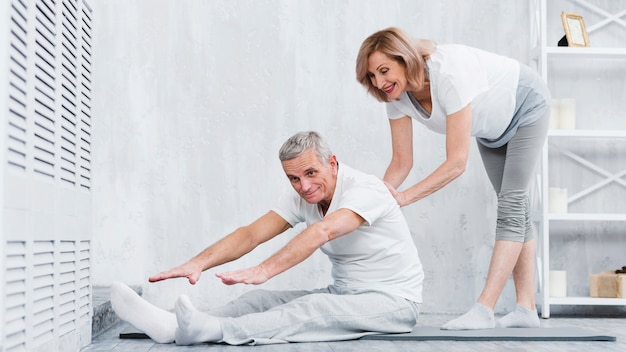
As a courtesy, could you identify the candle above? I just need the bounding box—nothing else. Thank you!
[559,98,576,129]
[549,270,567,297]
[548,188,568,213]
[549,100,560,129]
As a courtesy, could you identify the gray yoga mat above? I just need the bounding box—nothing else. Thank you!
[360,326,616,342]
[120,326,615,342]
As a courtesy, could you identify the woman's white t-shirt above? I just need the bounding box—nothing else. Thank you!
[386,44,520,141]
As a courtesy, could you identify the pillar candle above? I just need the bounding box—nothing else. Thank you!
[548,188,568,213]
[559,98,576,129]
[550,270,567,297]
[549,100,560,129]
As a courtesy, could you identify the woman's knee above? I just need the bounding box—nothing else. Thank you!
[496,190,529,242]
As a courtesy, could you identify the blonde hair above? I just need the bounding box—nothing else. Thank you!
[355,27,436,102]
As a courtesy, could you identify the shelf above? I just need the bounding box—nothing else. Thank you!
[534,0,626,319]
[546,297,626,306]
[548,130,626,138]
[548,213,626,221]
[545,47,626,57]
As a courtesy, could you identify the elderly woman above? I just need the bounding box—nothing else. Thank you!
[355,27,550,330]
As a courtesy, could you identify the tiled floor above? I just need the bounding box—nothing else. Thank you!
[82,313,626,352]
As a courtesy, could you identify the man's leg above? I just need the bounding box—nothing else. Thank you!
[175,288,419,345]
[110,282,177,343]
[174,288,321,345]
[207,288,321,317]
[175,294,222,345]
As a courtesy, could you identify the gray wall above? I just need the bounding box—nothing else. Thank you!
[89,0,623,314]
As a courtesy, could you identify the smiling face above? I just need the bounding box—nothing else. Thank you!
[366,51,408,101]
[281,149,338,209]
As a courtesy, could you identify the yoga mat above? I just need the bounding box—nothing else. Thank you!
[119,327,150,339]
[361,326,616,342]
[120,326,616,342]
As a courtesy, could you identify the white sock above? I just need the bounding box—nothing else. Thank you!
[441,303,495,330]
[174,294,223,345]
[110,281,177,343]
[496,304,540,328]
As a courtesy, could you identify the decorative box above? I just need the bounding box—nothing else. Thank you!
[590,270,626,298]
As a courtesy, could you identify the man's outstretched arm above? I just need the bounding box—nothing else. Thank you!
[217,208,365,285]
[149,210,291,284]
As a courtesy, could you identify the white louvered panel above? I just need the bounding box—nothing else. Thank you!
[31,140,54,178]
[61,0,79,59]
[57,290,76,336]
[31,276,54,304]
[31,299,54,345]
[58,141,77,186]
[31,241,54,293]
[7,88,28,171]
[59,126,78,187]
[59,0,80,187]
[8,0,29,171]
[77,1,92,190]
[4,242,28,351]
[32,0,58,181]
[77,117,91,190]
[3,1,94,351]
[58,288,77,336]
[31,241,55,346]
[77,241,90,323]
[57,241,78,336]
[58,267,76,286]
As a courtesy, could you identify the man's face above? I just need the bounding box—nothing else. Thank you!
[281,149,337,206]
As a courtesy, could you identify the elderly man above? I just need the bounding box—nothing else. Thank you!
[111,131,424,345]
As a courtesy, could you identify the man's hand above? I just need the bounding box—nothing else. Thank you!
[383,180,409,207]
[148,261,204,285]
[215,265,270,285]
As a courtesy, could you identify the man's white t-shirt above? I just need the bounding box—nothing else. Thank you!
[272,163,424,303]
[386,44,520,141]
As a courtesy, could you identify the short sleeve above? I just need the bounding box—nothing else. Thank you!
[271,193,305,227]
[334,178,395,227]
[386,101,406,120]
[432,48,489,115]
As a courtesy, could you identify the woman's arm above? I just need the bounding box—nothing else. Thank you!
[394,104,472,206]
[383,116,414,188]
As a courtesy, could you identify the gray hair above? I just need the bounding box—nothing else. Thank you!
[279,131,333,164]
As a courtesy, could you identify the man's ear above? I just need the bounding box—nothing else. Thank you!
[328,155,338,170]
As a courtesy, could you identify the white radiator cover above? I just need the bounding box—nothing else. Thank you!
[1,0,94,351]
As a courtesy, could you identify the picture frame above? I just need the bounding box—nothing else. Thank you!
[560,12,590,47]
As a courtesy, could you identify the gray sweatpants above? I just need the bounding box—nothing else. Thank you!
[207,286,420,345]
[477,65,550,243]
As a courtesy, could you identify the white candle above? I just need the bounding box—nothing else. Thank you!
[548,188,568,213]
[549,100,560,129]
[559,98,576,129]
[550,270,567,297]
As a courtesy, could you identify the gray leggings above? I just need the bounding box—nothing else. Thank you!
[477,68,550,243]
[208,286,420,345]
[477,116,548,242]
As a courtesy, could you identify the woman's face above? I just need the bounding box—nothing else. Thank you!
[367,51,407,101]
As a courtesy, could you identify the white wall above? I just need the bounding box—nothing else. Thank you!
[90,0,538,314]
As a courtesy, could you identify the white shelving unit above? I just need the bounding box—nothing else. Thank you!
[532,0,626,318]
